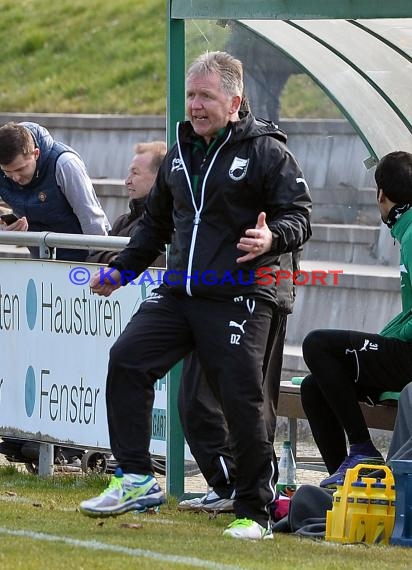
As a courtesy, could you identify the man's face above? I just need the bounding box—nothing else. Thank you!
[0,149,39,186]
[125,152,156,199]
[186,71,240,144]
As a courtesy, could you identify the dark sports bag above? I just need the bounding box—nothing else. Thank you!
[272,484,334,538]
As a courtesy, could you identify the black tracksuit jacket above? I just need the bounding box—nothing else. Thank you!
[111,113,312,303]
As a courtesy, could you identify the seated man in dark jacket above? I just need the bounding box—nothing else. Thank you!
[87,141,167,266]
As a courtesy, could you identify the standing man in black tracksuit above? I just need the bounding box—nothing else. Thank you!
[177,98,303,514]
[177,250,300,513]
[79,51,311,540]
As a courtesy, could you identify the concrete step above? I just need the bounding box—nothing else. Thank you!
[281,344,307,381]
[284,260,400,347]
[93,179,381,228]
[310,187,380,225]
[93,178,129,226]
[0,244,30,258]
[282,260,400,379]
[302,223,394,265]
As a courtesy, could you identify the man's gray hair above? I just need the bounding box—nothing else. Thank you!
[186,51,243,98]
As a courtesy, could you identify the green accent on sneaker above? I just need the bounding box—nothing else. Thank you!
[79,472,165,518]
[223,518,273,540]
[226,518,255,530]
[107,474,157,505]
[105,473,124,492]
[125,476,151,501]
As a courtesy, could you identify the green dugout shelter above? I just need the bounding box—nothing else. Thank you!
[165,1,412,496]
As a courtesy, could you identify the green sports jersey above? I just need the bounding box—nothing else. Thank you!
[380,208,412,341]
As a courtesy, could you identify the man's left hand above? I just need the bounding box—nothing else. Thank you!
[236,212,272,263]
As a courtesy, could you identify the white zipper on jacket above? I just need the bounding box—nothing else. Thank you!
[175,122,232,296]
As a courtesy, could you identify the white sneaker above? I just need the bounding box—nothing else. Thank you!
[178,489,235,512]
[79,467,165,517]
[223,518,273,540]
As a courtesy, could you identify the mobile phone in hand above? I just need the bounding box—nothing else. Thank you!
[0,213,19,225]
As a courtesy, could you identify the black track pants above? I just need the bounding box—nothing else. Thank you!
[177,313,287,497]
[301,329,412,474]
[106,288,276,526]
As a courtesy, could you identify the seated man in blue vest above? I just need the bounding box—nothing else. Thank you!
[0,121,110,261]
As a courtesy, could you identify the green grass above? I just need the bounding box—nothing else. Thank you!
[0,466,411,570]
[0,0,341,118]
[0,0,167,114]
[281,75,343,119]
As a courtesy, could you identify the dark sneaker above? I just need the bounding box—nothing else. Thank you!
[223,518,273,540]
[320,454,385,488]
[79,468,165,517]
[178,489,235,512]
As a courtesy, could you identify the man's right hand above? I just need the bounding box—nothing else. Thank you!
[90,267,122,297]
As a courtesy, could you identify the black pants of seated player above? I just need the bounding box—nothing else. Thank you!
[177,313,287,498]
[106,286,276,527]
[300,329,412,475]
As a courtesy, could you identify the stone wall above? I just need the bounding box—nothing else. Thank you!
[0,113,166,179]
[0,113,375,187]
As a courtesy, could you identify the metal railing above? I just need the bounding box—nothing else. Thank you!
[0,230,130,258]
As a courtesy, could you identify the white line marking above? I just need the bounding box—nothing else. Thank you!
[0,527,244,569]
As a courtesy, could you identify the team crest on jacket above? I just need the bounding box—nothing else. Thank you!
[229,157,249,181]
[171,158,183,173]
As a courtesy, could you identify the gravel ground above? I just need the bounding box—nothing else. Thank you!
[166,465,325,497]
[176,439,326,495]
